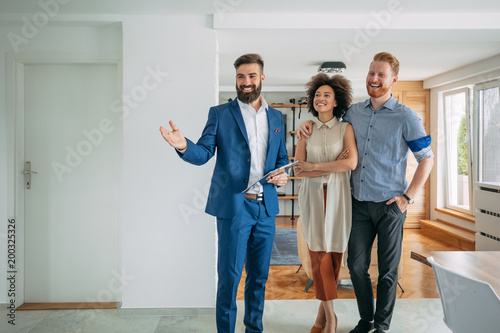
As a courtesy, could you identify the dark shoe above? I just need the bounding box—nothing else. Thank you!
[349,319,374,333]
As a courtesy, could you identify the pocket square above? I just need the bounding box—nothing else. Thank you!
[274,129,280,133]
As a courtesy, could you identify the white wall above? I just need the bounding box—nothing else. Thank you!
[0,23,122,304]
[0,27,9,306]
[120,15,217,309]
[425,54,500,230]
[1,15,218,309]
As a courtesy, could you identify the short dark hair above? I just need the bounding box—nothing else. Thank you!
[233,53,264,73]
[306,73,352,119]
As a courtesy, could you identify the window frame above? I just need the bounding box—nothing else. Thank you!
[442,87,474,215]
[473,79,500,187]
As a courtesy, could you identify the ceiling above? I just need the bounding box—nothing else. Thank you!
[2,0,500,15]
[2,0,500,95]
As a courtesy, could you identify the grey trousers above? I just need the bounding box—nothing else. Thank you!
[347,197,406,331]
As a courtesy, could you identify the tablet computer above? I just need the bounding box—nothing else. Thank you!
[242,160,299,193]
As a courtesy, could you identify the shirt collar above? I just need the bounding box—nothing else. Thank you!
[314,116,338,129]
[364,94,398,111]
[237,96,268,113]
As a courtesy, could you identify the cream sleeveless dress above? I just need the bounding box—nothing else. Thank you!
[298,117,352,253]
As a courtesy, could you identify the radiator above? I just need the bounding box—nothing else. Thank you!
[475,182,500,251]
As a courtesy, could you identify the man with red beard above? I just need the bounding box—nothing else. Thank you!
[160,53,289,333]
[299,52,434,332]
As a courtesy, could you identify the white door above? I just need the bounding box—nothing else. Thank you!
[23,64,121,303]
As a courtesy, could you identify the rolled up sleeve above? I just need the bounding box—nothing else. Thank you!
[407,134,434,162]
[412,145,434,162]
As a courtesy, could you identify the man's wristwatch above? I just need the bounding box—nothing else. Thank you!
[403,194,414,204]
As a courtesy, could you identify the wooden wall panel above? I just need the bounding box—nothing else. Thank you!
[392,82,431,228]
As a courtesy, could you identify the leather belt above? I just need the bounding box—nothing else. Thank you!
[245,193,263,201]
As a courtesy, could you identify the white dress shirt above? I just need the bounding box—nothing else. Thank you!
[237,97,269,195]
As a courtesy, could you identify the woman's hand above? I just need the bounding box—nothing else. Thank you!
[296,120,314,140]
[336,148,349,160]
[293,161,315,174]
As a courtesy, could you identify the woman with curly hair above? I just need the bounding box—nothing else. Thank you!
[294,73,358,333]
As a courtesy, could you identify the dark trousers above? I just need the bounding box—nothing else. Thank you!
[216,199,275,333]
[347,197,406,331]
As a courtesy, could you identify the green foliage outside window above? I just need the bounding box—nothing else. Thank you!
[457,115,468,175]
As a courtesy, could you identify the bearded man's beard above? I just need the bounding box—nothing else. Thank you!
[236,82,262,104]
[366,82,391,98]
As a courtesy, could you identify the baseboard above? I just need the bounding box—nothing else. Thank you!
[119,307,215,317]
[13,303,220,317]
[17,302,117,311]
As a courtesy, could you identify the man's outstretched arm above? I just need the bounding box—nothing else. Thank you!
[160,120,187,150]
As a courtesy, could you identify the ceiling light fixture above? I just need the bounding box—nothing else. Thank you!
[318,61,346,74]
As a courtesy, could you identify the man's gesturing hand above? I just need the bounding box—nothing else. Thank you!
[160,120,188,150]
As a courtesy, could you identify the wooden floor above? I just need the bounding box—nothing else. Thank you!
[237,216,462,300]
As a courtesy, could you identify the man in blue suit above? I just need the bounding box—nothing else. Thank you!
[160,53,289,333]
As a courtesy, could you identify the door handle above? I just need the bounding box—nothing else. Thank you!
[24,161,37,190]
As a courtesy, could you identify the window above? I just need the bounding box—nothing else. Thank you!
[475,81,500,184]
[443,88,473,213]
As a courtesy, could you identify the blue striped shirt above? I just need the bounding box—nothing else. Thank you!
[343,96,433,202]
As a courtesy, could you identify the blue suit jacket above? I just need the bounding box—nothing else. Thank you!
[178,99,289,219]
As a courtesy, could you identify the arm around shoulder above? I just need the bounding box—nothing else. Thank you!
[297,119,315,140]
